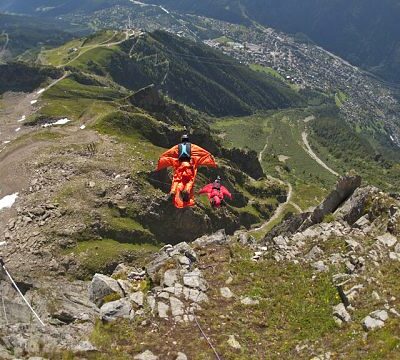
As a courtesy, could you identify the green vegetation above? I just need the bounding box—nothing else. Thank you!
[0,13,79,58]
[308,116,400,191]
[0,62,63,94]
[213,110,337,209]
[88,245,338,359]
[35,77,122,122]
[250,63,286,82]
[57,30,303,117]
[214,35,233,44]
[335,90,348,107]
[66,239,159,277]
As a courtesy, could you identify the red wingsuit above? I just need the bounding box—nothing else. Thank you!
[199,182,232,208]
[157,144,217,208]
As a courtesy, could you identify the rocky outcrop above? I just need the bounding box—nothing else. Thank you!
[89,274,124,307]
[222,147,264,179]
[298,175,361,231]
[264,175,361,243]
[254,178,400,334]
[334,186,379,225]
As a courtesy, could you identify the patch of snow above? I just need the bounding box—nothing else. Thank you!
[0,193,19,211]
[18,115,26,122]
[115,174,121,180]
[80,125,86,130]
[0,241,6,247]
[30,100,38,105]
[15,127,21,132]
[42,118,71,128]
[390,135,395,142]
[3,141,10,144]
[37,88,45,94]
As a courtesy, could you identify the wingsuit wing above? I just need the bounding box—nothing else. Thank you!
[221,186,233,199]
[191,144,217,167]
[199,183,214,195]
[157,145,179,171]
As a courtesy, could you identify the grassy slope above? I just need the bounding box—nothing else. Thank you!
[83,244,400,359]
[212,109,337,210]
[47,30,303,117]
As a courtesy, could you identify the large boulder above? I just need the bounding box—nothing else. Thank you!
[298,175,361,231]
[89,274,124,307]
[100,298,133,322]
[335,186,379,225]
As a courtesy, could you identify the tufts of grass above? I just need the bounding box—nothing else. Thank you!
[66,239,159,277]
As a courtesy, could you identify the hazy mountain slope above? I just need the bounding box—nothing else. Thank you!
[51,30,302,116]
[145,0,400,84]
[0,0,129,15]
[0,13,79,60]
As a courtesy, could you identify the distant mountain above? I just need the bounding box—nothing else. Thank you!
[64,30,302,116]
[144,0,400,84]
[0,0,129,15]
[0,13,79,58]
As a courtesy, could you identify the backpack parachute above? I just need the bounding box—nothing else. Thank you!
[178,142,191,161]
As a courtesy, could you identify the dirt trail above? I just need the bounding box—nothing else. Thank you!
[61,30,133,67]
[248,134,302,234]
[301,131,339,177]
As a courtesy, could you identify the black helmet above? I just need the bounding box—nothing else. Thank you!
[215,176,221,183]
[181,134,189,142]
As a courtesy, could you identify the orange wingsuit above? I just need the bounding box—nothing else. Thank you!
[157,142,217,208]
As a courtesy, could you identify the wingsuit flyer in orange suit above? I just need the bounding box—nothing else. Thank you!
[156,134,217,208]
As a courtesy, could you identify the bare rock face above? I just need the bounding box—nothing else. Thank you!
[299,175,362,231]
[100,298,133,322]
[264,175,362,244]
[88,274,124,307]
[335,186,379,225]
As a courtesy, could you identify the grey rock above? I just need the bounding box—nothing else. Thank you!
[100,298,133,322]
[157,291,170,300]
[363,310,388,331]
[220,287,234,299]
[178,256,191,266]
[183,270,207,291]
[345,239,361,251]
[89,274,124,307]
[162,269,178,288]
[118,279,133,295]
[241,297,259,306]
[147,296,156,312]
[345,284,364,301]
[157,302,169,319]
[363,316,385,331]
[130,291,144,307]
[332,303,351,323]
[353,215,370,229]
[227,335,241,349]
[306,246,324,261]
[377,233,397,247]
[335,186,378,225]
[134,350,159,360]
[170,297,185,317]
[175,352,187,360]
[312,260,328,272]
[299,175,362,231]
[193,229,227,247]
[370,310,388,322]
[389,252,400,261]
[73,341,97,353]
